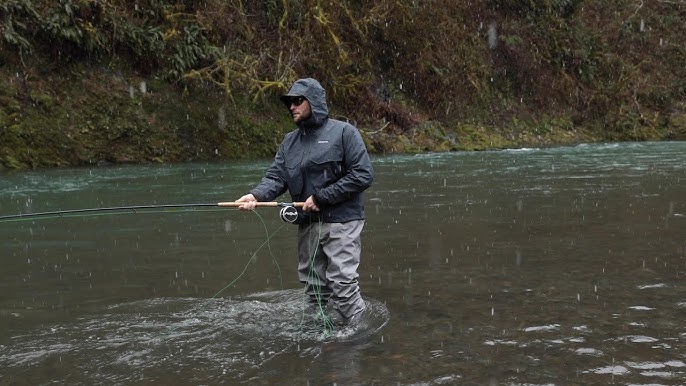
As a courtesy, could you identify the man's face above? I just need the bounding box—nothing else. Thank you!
[285,96,311,124]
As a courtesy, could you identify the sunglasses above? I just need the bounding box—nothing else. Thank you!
[283,96,307,108]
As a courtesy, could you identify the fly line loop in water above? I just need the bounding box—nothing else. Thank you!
[0,200,304,292]
[0,200,341,337]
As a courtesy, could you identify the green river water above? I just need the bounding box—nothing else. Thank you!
[1,142,685,385]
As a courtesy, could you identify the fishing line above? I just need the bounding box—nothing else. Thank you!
[300,215,336,336]
[0,208,234,223]
[3,200,338,344]
[4,199,315,371]
[2,201,293,298]
[1,200,296,297]
[207,209,286,299]
[145,207,289,361]
[1,200,295,314]
[0,203,217,222]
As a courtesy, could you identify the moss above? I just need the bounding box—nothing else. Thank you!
[452,124,513,151]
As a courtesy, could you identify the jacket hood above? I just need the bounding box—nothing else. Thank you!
[280,78,329,128]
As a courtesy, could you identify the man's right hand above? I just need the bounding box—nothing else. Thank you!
[235,194,257,211]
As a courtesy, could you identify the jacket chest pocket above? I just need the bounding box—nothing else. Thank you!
[309,143,343,185]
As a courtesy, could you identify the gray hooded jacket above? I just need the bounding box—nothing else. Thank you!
[250,78,373,223]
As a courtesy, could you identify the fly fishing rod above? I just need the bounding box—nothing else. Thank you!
[0,201,305,223]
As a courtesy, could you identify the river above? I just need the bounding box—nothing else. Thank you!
[1,141,685,385]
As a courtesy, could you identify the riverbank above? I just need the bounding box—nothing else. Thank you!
[1,2,685,169]
[1,59,684,170]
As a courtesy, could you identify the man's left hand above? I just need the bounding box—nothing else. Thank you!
[302,195,320,212]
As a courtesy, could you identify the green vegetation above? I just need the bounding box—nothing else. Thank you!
[1,0,684,169]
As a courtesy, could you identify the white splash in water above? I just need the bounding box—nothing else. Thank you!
[628,305,655,311]
[615,335,658,343]
[584,365,629,375]
[574,347,603,356]
[637,283,667,289]
[523,324,561,332]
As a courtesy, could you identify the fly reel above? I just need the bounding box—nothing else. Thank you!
[279,205,299,223]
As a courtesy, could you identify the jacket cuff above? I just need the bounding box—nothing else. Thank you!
[312,192,324,207]
[249,190,263,202]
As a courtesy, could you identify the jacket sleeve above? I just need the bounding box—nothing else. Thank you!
[250,145,288,202]
[313,125,373,206]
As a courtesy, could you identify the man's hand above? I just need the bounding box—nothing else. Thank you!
[302,195,320,212]
[235,194,257,211]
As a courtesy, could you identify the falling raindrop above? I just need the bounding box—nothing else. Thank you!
[487,23,497,49]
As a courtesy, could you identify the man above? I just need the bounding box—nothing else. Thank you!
[236,78,373,326]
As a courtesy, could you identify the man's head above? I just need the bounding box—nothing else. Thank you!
[280,78,329,128]
[281,95,311,124]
